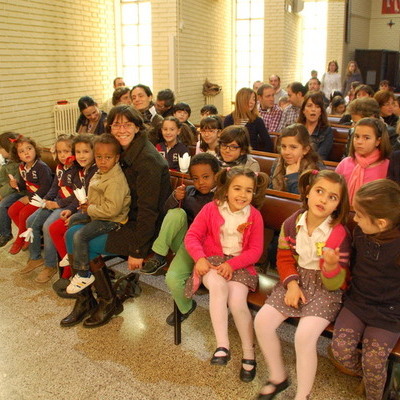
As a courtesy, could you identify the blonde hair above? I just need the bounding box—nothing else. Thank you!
[232,88,258,123]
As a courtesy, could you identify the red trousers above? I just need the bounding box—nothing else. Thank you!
[8,201,38,245]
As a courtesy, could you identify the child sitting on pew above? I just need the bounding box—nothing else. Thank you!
[141,153,220,326]
[336,118,391,204]
[196,115,223,156]
[270,123,324,194]
[330,179,400,400]
[0,131,21,247]
[217,125,260,172]
[8,136,53,255]
[65,134,131,294]
[255,169,351,400]
[185,167,269,382]
[156,117,189,171]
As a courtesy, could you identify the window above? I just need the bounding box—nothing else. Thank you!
[120,0,153,87]
[299,1,328,85]
[235,0,264,92]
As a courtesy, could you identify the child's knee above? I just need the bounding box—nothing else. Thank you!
[165,269,187,291]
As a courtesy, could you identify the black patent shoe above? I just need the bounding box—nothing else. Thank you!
[210,347,231,365]
[257,379,290,399]
[240,359,256,382]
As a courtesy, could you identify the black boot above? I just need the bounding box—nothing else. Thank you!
[83,257,123,328]
[60,288,97,327]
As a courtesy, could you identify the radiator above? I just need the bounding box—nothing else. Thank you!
[53,103,80,137]
[204,90,223,113]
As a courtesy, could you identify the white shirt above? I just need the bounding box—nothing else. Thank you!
[295,211,333,270]
[218,202,250,256]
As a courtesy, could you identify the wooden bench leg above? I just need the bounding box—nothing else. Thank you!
[174,301,182,345]
[383,358,400,400]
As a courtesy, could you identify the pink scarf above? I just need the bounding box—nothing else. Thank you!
[347,149,381,204]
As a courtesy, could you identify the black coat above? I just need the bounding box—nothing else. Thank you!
[106,132,172,258]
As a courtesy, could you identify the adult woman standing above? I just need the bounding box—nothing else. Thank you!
[342,61,363,98]
[223,87,273,152]
[76,96,107,135]
[298,91,333,160]
[130,84,164,144]
[321,60,342,99]
[61,105,172,328]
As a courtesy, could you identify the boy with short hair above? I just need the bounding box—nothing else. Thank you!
[141,153,220,324]
[66,134,131,294]
[173,102,197,138]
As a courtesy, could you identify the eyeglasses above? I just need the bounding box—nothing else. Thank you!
[201,129,219,134]
[111,123,135,130]
[219,143,241,151]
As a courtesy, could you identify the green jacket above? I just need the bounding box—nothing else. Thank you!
[0,160,19,199]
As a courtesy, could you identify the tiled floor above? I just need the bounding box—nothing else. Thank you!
[0,242,364,400]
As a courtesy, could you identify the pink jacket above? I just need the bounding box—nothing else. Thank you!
[336,157,389,187]
[184,201,264,275]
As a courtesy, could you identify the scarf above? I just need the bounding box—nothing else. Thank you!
[347,148,381,204]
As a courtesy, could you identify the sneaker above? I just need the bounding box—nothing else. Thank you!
[59,254,70,267]
[21,241,30,251]
[9,241,23,255]
[34,267,57,283]
[166,300,197,326]
[20,259,44,274]
[141,256,167,275]
[0,234,13,247]
[66,273,95,294]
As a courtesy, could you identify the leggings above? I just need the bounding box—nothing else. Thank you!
[8,201,38,245]
[331,306,400,400]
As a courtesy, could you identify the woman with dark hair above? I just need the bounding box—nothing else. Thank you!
[298,92,333,160]
[61,105,172,328]
[130,84,164,144]
[223,87,273,152]
[76,96,107,135]
[374,90,399,128]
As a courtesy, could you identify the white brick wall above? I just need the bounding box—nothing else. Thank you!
[0,0,116,147]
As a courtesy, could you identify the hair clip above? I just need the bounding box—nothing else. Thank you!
[226,167,231,172]
[8,134,22,143]
[254,171,258,177]
[311,169,319,175]
[65,155,76,165]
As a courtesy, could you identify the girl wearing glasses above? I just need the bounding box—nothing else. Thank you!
[196,115,223,156]
[217,126,260,172]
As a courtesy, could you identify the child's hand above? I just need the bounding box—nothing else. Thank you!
[174,185,186,201]
[286,156,302,175]
[60,209,72,221]
[79,203,88,213]
[323,247,340,271]
[45,200,59,210]
[20,196,29,205]
[8,174,18,189]
[284,280,306,308]
[215,262,233,280]
[128,256,143,270]
[194,257,212,276]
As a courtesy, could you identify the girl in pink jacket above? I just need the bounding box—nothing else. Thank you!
[184,167,268,383]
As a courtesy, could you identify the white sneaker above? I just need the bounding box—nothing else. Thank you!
[59,254,70,267]
[66,273,95,294]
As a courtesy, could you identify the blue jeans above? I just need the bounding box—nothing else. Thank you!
[0,192,23,237]
[65,221,119,270]
[27,208,63,267]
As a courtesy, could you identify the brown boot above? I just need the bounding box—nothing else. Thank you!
[83,257,123,328]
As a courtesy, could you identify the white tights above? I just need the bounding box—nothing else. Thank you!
[254,304,330,399]
[203,269,254,360]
